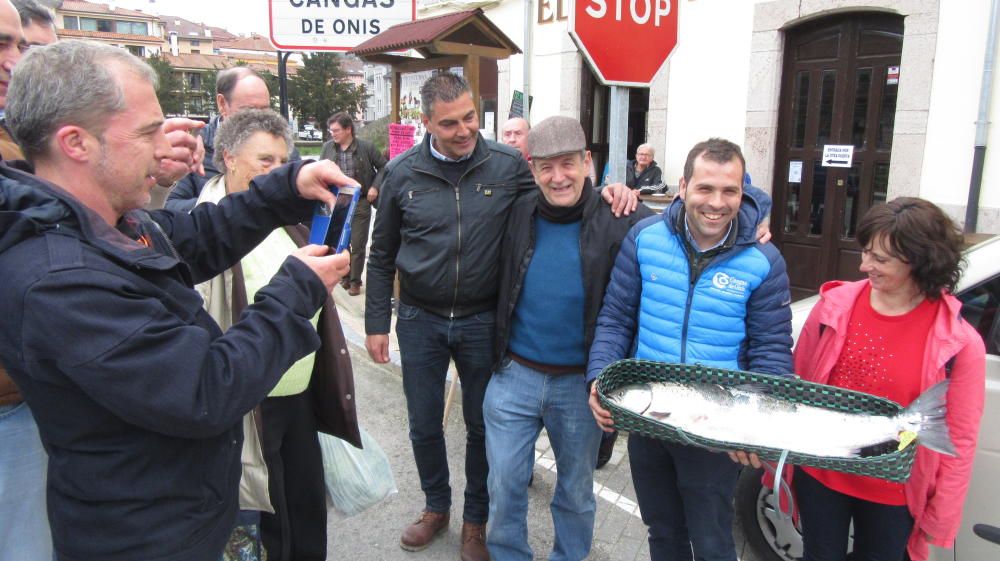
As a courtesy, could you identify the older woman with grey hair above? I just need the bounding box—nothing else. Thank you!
[195,108,357,561]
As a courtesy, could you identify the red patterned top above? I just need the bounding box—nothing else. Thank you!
[802,283,939,505]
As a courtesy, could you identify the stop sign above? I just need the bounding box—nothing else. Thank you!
[570,0,679,86]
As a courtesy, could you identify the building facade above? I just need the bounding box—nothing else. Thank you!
[56,0,163,57]
[418,0,1000,296]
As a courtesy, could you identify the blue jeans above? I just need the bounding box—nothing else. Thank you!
[794,468,913,561]
[628,435,742,561]
[0,402,53,561]
[484,358,602,561]
[395,302,494,524]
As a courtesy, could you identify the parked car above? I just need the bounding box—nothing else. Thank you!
[735,235,1000,561]
[297,124,321,141]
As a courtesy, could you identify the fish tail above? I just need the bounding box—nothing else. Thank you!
[902,380,956,457]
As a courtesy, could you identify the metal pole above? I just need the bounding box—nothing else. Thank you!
[966,0,1000,232]
[522,0,532,121]
[607,85,629,184]
[278,51,291,120]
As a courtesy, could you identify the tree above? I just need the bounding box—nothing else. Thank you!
[199,67,218,113]
[287,53,367,139]
[257,69,281,111]
[148,54,184,116]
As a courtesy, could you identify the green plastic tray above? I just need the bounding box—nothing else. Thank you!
[596,359,918,482]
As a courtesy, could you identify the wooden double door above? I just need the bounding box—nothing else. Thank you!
[771,13,904,300]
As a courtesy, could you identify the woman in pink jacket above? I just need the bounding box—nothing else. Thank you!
[792,197,985,561]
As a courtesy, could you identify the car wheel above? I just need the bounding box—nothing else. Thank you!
[733,466,802,561]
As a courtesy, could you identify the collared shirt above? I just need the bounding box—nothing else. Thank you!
[429,135,474,163]
[684,217,734,253]
[332,139,358,181]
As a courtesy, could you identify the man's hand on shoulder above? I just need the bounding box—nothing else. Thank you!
[366,334,390,364]
[756,217,772,244]
[296,160,355,208]
[290,245,350,292]
[602,182,639,217]
[156,118,206,186]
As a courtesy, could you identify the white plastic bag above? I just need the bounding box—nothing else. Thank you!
[318,426,397,517]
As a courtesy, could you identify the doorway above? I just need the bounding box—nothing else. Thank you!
[771,13,903,299]
[580,64,649,184]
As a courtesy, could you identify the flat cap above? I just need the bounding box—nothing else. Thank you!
[527,116,586,159]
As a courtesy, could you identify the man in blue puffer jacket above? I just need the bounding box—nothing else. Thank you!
[588,138,793,561]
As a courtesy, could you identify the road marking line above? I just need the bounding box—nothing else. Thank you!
[534,449,641,518]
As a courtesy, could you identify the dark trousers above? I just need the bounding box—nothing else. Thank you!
[394,301,494,524]
[628,435,742,561]
[348,198,372,285]
[260,392,327,561]
[795,468,913,561]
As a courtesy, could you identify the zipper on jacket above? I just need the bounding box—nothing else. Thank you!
[679,262,698,363]
[451,186,461,318]
[413,151,493,319]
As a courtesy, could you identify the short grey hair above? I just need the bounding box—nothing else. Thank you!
[12,0,53,27]
[637,143,655,158]
[7,40,158,162]
[420,72,470,118]
[213,108,293,174]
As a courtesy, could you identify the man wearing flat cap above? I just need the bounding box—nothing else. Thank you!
[484,116,655,561]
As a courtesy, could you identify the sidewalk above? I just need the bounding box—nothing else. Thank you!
[331,283,652,561]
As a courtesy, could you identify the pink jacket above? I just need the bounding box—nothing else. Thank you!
[793,280,986,561]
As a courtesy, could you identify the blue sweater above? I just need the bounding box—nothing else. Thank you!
[509,218,586,367]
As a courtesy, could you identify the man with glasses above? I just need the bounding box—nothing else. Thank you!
[321,112,386,296]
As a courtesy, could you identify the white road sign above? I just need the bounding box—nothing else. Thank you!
[269,0,416,51]
[821,144,854,168]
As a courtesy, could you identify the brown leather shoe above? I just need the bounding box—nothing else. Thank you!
[460,521,489,561]
[400,510,449,551]
[347,283,361,296]
[339,278,350,290]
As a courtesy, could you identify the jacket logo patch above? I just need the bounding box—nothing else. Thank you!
[650,273,658,281]
[712,272,748,296]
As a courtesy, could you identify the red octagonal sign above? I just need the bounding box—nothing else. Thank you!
[570,0,678,87]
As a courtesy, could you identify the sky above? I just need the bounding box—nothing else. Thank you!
[111,0,273,36]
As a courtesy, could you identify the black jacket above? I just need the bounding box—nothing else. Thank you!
[625,160,663,190]
[0,161,326,561]
[495,181,655,366]
[365,134,535,333]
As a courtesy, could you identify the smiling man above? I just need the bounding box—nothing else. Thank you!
[588,138,793,561]
[485,116,653,561]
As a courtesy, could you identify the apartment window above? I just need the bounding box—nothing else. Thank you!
[187,73,202,90]
[63,16,78,30]
[80,18,113,32]
[190,40,201,46]
[126,45,144,57]
[115,21,148,35]
[190,49,200,54]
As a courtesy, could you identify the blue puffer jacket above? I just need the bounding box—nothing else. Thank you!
[587,190,793,381]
